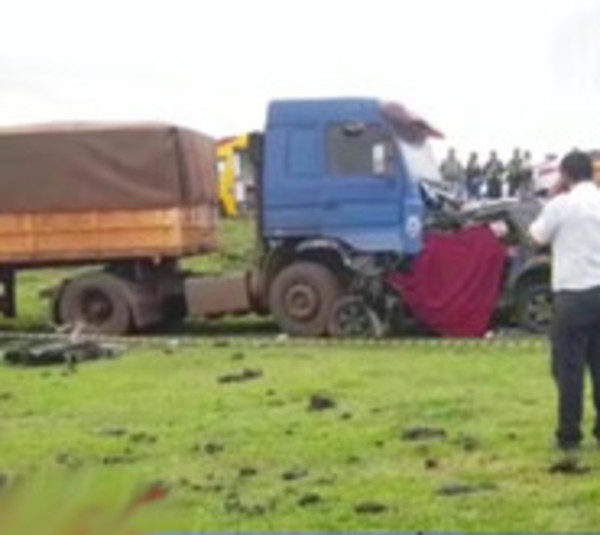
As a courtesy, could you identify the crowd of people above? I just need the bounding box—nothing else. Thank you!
[439,148,535,201]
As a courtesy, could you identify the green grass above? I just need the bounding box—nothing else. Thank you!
[1,342,600,531]
[1,219,599,531]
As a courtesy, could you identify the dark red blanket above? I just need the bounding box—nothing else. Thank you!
[388,226,508,337]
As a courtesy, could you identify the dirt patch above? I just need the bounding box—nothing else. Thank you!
[230,352,246,361]
[195,442,225,455]
[455,435,480,452]
[354,501,388,515]
[97,427,128,437]
[282,468,309,481]
[0,392,14,402]
[401,426,447,442]
[549,458,591,475]
[101,454,139,466]
[55,452,83,469]
[425,458,439,470]
[346,456,362,465]
[340,412,353,420]
[129,432,157,445]
[436,482,498,496]
[298,493,322,507]
[238,467,258,478]
[218,368,263,384]
[308,395,336,411]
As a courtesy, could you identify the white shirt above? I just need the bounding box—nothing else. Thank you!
[529,181,600,291]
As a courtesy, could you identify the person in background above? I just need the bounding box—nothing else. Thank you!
[439,148,465,198]
[518,150,534,199]
[465,152,483,199]
[483,150,504,199]
[529,151,600,451]
[506,148,523,197]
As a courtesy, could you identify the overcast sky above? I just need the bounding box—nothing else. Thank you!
[1,0,599,160]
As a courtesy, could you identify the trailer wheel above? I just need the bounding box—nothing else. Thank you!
[57,273,133,335]
[269,262,341,337]
[515,282,553,333]
[328,295,384,338]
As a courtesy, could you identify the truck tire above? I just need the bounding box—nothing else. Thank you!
[515,282,553,333]
[268,261,342,337]
[57,273,133,335]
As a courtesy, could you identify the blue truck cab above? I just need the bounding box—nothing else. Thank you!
[261,98,441,257]
[253,98,443,337]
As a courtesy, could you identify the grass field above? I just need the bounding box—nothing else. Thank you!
[1,220,600,532]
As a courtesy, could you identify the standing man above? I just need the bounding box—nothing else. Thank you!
[483,150,504,199]
[465,152,482,200]
[529,151,600,451]
[506,148,523,197]
[439,148,465,198]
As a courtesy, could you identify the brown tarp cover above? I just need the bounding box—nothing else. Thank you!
[0,123,217,213]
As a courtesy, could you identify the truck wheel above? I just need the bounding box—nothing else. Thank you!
[328,295,384,338]
[269,262,341,337]
[516,283,553,333]
[57,273,132,335]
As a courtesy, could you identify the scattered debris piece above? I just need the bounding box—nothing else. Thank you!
[298,493,322,507]
[425,458,439,470]
[401,426,447,441]
[354,501,388,514]
[455,435,480,452]
[200,442,225,455]
[97,427,128,437]
[238,467,258,478]
[218,368,263,384]
[282,468,309,481]
[129,432,157,445]
[436,482,498,496]
[308,394,336,411]
[4,340,123,367]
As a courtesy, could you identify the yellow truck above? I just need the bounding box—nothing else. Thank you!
[216,134,251,217]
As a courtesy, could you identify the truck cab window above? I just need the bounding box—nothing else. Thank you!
[327,124,395,177]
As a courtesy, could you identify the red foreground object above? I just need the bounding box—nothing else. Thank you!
[388,226,508,337]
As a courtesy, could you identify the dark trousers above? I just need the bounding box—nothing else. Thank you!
[551,287,600,446]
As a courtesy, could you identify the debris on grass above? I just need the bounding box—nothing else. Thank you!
[308,394,336,411]
[97,427,128,437]
[129,432,158,445]
[425,458,439,470]
[282,468,308,482]
[401,426,447,441]
[238,467,258,478]
[3,340,123,367]
[298,493,322,507]
[197,442,225,455]
[218,368,263,384]
[354,501,389,514]
[455,434,480,452]
[436,482,498,496]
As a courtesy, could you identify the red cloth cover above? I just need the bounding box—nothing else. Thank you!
[388,226,508,337]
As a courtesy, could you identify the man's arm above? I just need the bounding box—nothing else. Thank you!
[528,199,561,246]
